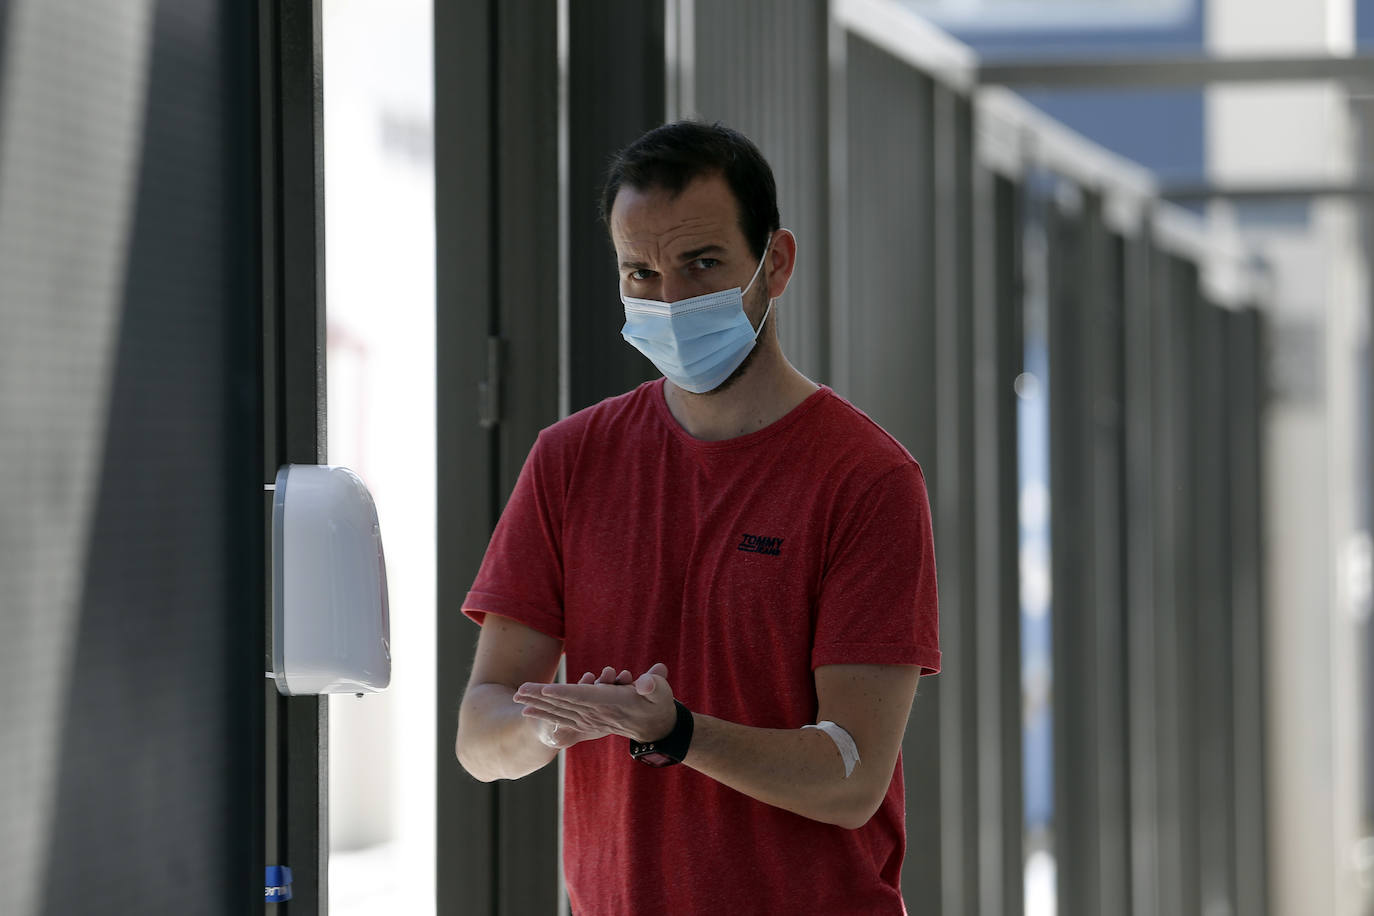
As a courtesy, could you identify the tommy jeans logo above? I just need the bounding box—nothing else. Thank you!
[737,534,784,556]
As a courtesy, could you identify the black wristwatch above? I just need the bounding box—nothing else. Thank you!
[629,700,694,767]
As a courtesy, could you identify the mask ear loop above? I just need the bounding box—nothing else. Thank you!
[744,230,779,339]
[741,231,774,299]
[752,297,775,341]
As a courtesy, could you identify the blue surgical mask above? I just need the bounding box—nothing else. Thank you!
[620,234,774,394]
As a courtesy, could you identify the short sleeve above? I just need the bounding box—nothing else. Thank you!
[812,462,941,674]
[462,430,567,640]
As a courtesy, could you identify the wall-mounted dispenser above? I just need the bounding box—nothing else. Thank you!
[270,464,391,696]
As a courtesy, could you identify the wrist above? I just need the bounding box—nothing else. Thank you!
[629,700,694,767]
[633,700,680,744]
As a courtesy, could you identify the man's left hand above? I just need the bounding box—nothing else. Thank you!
[513,662,678,744]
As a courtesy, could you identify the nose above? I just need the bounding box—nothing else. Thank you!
[658,273,695,304]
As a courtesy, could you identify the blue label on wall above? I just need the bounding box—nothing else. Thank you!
[266,865,293,902]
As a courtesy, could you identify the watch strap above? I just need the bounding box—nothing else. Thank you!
[629,700,694,767]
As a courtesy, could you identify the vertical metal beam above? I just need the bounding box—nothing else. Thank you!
[690,0,832,383]
[566,0,664,412]
[228,0,269,908]
[835,41,937,514]
[932,81,978,915]
[833,29,944,907]
[1123,229,1160,916]
[261,0,327,911]
[435,0,497,911]
[1047,188,1131,916]
[1170,261,1202,916]
[837,31,942,907]
[260,0,283,902]
[1227,306,1269,916]
[664,0,695,121]
[436,1,564,912]
[494,0,561,489]
[1047,188,1099,916]
[1089,226,1131,916]
[492,3,563,914]
[1151,252,1201,916]
[1193,300,1237,916]
[825,4,851,398]
[1147,244,1180,916]
[972,167,1025,916]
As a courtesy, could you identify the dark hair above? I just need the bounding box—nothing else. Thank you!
[599,121,780,260]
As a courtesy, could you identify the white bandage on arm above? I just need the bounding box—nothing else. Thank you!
[803,720,861,778]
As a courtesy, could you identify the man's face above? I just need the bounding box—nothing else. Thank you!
[610,172,768,321]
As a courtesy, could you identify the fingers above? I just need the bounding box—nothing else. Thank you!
[634,662,671,696]
[522,705,581,732]
[515,690,615,734]
[515,693,578,718]
[546,665,662,698]
[579,667,634,685]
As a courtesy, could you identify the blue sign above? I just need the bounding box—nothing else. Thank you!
[266,865,293,903]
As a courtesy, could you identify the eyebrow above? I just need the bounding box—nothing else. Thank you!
[620,244,728,271]
[679,245,726,262]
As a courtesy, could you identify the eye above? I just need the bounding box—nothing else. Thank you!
[629,268,656,281]
[689,258,719,271]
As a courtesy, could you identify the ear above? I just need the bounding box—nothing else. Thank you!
[765,228,798,301]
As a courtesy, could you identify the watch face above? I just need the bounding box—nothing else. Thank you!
[634,751,678,767]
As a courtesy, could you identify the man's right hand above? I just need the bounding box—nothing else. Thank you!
[456,613,642,779]
[528,666,634,749]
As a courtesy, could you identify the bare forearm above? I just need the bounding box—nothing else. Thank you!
[683,714,881,829]
[456,683,558,782]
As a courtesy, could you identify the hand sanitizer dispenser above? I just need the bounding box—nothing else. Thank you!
[271,464,391,696]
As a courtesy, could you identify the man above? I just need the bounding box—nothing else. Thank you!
[455,121,940,914]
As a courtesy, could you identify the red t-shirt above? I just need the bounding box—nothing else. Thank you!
[463,380,940,915]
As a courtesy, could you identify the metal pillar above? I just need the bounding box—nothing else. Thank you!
[1046,190,1095,916]
[932,80,979,915]
[1192,300,1238,916]
[971,167,1026,916]
[1046,188,1133,916]
[434,0,497,909]
[260,1,328,910]
[1122,227,1161,916]
[492,5,563,913]
[836,29,943,906]
[690,0,833,383]
[1226,306,1269,916]
[1086,215,1131,916]
[1150,253,1203,916]
[436,1,563,913]
[565,0,665,412]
